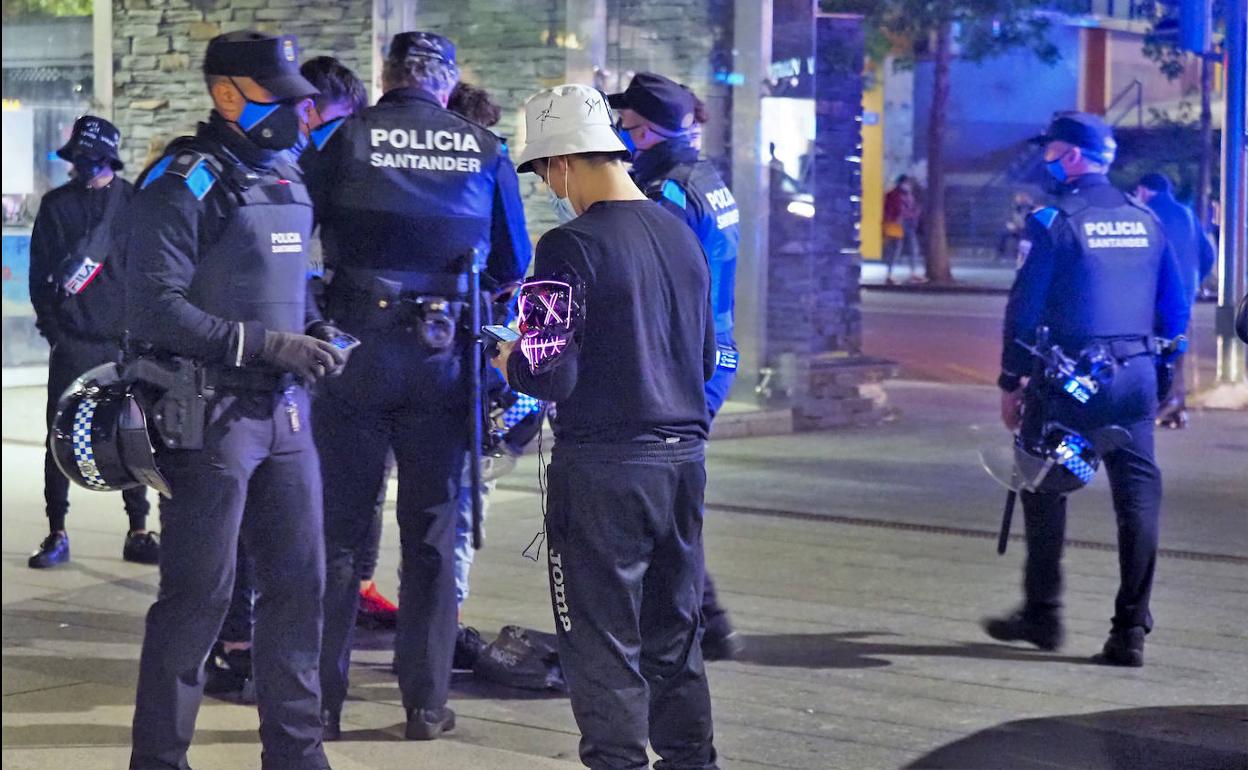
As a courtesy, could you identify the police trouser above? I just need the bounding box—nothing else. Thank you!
[131,386,327,770]
[315,326,467,715]
[546,440,718,770]
[701,333,738,639]
[44,334,149,532]
[1018,356,1163,633]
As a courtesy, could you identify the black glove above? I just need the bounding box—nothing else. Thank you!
[307,322,354,374]
[261,331,345,384]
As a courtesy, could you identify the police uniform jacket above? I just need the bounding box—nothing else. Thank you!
[1001,174,1189,414]
[125,113,319,367]
[29,177,134,343]
[302,86,531,299]
[631,138,740,338]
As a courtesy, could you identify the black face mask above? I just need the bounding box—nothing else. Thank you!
[72,157,107,183]
[230,78,303,151]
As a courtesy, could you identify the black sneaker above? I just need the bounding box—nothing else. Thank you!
[983,610,1064,651]
[28,532,70,569]
[702,628,744,661]
[405,706,455,740]
[453,626,485,670]
[204,642,256,703]
[1093,627,1145,667]
[322,709,341,742]
[123,531,161,565]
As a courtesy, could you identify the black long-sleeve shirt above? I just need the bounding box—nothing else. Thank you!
[508,200,716,444]
[28,177,133,341]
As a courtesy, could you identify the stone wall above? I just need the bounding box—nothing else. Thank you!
[111,0,372,173]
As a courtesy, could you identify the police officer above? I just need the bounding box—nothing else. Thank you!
[985,113,1188,667]
[304,31,530,741]
[124,31,344,769]
[26,115,157,569]
[609,72,743,660]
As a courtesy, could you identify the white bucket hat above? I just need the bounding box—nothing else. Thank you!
[515,84,629,174]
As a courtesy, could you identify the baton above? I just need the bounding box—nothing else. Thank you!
[997,490,1016,555]
[465,248,485,550]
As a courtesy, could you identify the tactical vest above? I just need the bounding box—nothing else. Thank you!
[644,160,740,337]
[145,141,313,334]
[1043,188,1165,347]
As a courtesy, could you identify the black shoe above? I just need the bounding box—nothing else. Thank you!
[28,532,70,569]
[204,642,256,703]
[982,611,1064,651]
[1093,627,1145,667]
[702,628,744,662]
[453,626,485,671]
[123,531,161,564]
[405,707,455,740]
[322,709,341,742]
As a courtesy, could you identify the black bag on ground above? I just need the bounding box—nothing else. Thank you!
[472,625,565,692]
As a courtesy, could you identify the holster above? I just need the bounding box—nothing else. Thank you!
[124,357,211,450]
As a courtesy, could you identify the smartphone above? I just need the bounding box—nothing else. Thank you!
[482,324,520,344]
[329,332,361,352]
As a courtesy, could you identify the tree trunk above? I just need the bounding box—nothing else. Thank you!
[924,20,954,284]
[1196,53,1214,228]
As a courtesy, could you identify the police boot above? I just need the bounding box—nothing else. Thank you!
[1092,627,1145,667]
[321,709,341,742]
[28,532,70,569]
[982,610,1064,651]
[122,530,161,565]
[405,707,455,741]
[204,642,256,703]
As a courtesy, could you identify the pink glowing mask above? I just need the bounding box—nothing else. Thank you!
[518,278,580,373]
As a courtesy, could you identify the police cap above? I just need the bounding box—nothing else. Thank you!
[1031,112,1116,162]
[607,72,695,133]
[57,115,123,170]
[388,31,456,66]
[203,31,319,100]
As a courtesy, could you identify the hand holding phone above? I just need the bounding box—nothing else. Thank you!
[482,324,520,344]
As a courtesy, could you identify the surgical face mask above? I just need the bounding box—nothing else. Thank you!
[290,130,310,159]
[546,161,577,224]
[230,78,303,151]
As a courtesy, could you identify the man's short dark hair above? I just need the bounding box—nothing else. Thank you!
[382,54,458,100]
[447,82,501,127]
[1137,173,1172,194]
[300,56,367,114]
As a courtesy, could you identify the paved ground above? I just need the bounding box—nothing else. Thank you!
[3,374,1245,769]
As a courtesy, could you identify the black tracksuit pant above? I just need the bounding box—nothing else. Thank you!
[315,327,466,716]
[130,387,327,770]
[44,334,149,532]
[1019,355,1164,633]
[546,439,718,770]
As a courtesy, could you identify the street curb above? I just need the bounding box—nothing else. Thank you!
[862,282,1009,296]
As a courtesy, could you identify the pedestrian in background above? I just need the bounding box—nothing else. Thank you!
[26,115,157,570]
[1134,173,1216,430]
[882,174,922,284]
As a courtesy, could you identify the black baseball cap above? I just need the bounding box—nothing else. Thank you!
[203,31,319,100]
[56,115,123,169]
[1031,112,1116,162]
[388,31,456,66]
[607,72,696,133]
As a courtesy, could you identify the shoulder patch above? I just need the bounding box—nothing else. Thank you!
[309,117,345,151]
[183,164,216,201]
[660,179,687,210]
[159,151,218,200]
[1031,207,1060,229]
[140,155,174,190]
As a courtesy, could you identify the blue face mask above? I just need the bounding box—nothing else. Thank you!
[546,161,577,223]
[615,121,637,157]
[1045,157,1068,183]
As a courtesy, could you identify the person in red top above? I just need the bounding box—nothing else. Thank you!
[882,175,922,283]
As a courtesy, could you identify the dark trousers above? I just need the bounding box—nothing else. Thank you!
[702,343,737,638]
[131,388,327,770]
[316,329,466,715]
[1019,357,1163,633]
[547,440,718,770]
[44,335,149,532]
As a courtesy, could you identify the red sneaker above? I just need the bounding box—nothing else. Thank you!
[357,582,398,628]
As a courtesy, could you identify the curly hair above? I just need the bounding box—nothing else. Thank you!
[382,54,459,101]
[447,81,502,127]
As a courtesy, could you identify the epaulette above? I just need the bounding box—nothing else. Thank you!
[1030,206,1060,230]
[658,179,688,210]
[140,147,220,201]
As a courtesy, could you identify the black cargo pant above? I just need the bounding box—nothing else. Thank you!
[316,326,466,716]
[1019,355,1163,633]
[130,386,327,770]
[546,440,718,770]
[44,334,149,532]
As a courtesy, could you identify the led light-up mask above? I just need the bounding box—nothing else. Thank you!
[517,277,584,374]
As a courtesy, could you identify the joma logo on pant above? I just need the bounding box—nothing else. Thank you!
[549,549,571,631]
